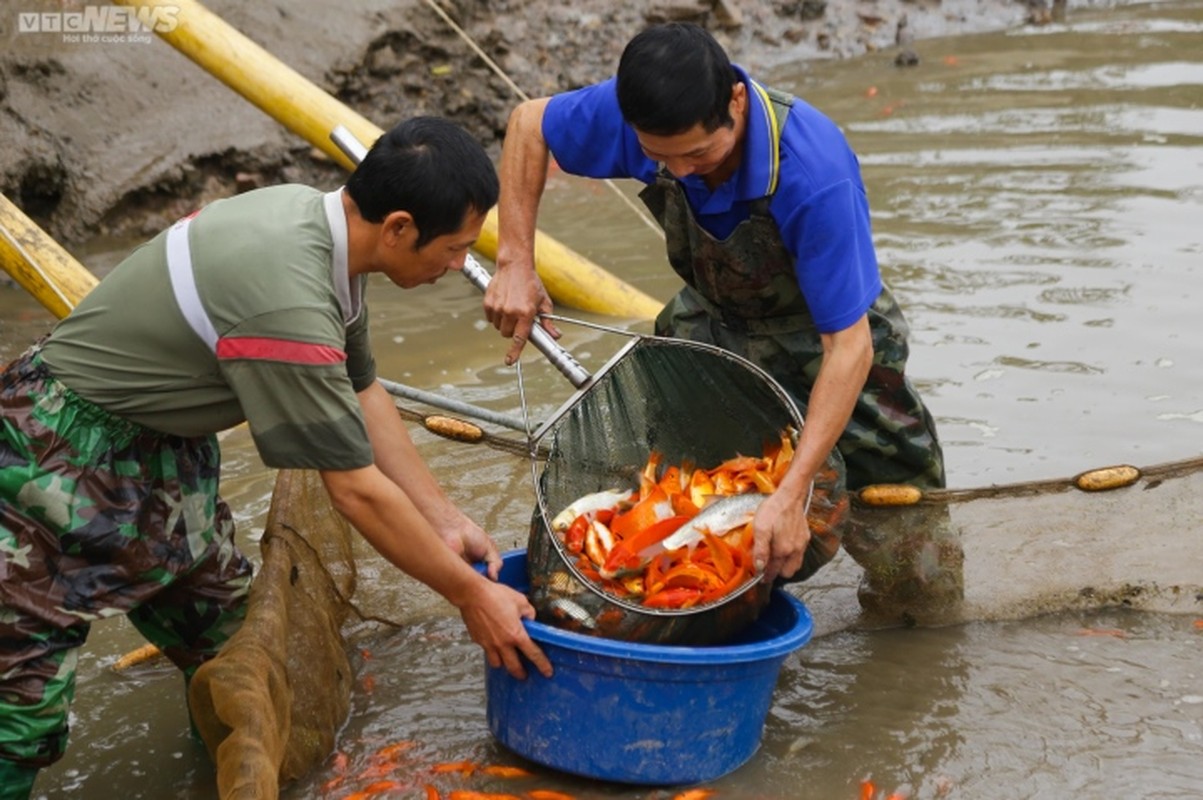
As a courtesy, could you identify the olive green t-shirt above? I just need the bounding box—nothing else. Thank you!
[41,184,377,471]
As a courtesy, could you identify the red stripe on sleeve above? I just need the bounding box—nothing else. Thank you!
[216,336,347,365]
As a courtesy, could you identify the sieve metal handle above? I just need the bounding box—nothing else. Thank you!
[330,124,369,163]
[330,125,593,389]
[461,256,592,388]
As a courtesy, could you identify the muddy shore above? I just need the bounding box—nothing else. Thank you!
[1,0,1073,246]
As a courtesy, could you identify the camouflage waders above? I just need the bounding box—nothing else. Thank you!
[642,85,945,492]
[0,346,252,792]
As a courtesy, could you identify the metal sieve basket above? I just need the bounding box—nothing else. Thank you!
[520,333,810,645]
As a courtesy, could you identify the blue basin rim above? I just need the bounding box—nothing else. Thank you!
[486,548,814,665]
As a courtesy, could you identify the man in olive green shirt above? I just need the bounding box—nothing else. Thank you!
[0,117,550,799]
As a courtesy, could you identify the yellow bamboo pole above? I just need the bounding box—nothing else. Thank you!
[116,0,662,320]
[0,193,97,320]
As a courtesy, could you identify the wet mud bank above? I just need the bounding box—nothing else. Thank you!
[0,0,1078,248]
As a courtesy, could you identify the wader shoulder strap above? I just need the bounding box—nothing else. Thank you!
[748,80,794,199]
[165,215,219,353]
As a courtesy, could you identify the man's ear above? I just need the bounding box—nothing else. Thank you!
[730,81,748,117]
[381,210,415,245]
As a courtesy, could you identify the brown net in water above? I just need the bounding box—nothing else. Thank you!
[188,468,358,800]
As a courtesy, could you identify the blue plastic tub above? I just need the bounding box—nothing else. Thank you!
[484,550,813,785]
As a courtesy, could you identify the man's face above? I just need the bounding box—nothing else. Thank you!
[633,81,748,182]
[635,123,739,180]
[380,209,487,289]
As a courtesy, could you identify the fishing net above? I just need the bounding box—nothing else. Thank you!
[842,456,1203,627]
[188,468,359,800]
[524,334,851,645]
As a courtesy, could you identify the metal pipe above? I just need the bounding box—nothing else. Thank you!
[377,378,526,432]
[460,256,592,389]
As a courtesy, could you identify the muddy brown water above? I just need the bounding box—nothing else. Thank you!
[2,2,1201,797]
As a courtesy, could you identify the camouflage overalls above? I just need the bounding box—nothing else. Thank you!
[643,85,946,493]
[0,345,252,796]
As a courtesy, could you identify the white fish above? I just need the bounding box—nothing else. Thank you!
[584,519,615,567]
[546,597,596,629]
[551,488,635,531]
[648,493,767,556]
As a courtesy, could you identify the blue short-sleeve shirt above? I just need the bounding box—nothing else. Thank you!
[542,66,882,333]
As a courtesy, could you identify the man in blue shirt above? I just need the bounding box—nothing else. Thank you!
[485,23,945,587]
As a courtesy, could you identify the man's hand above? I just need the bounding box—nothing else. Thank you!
[483,263,559,366]
[751,486,812,582]
[436,518,503,579]
[458,577,554,680]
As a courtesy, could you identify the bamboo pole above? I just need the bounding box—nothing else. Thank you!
[0,193,97,320]
[115,0,662,320]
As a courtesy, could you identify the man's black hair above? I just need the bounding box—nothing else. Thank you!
[345,117,498,248]
[616,23,738,136]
